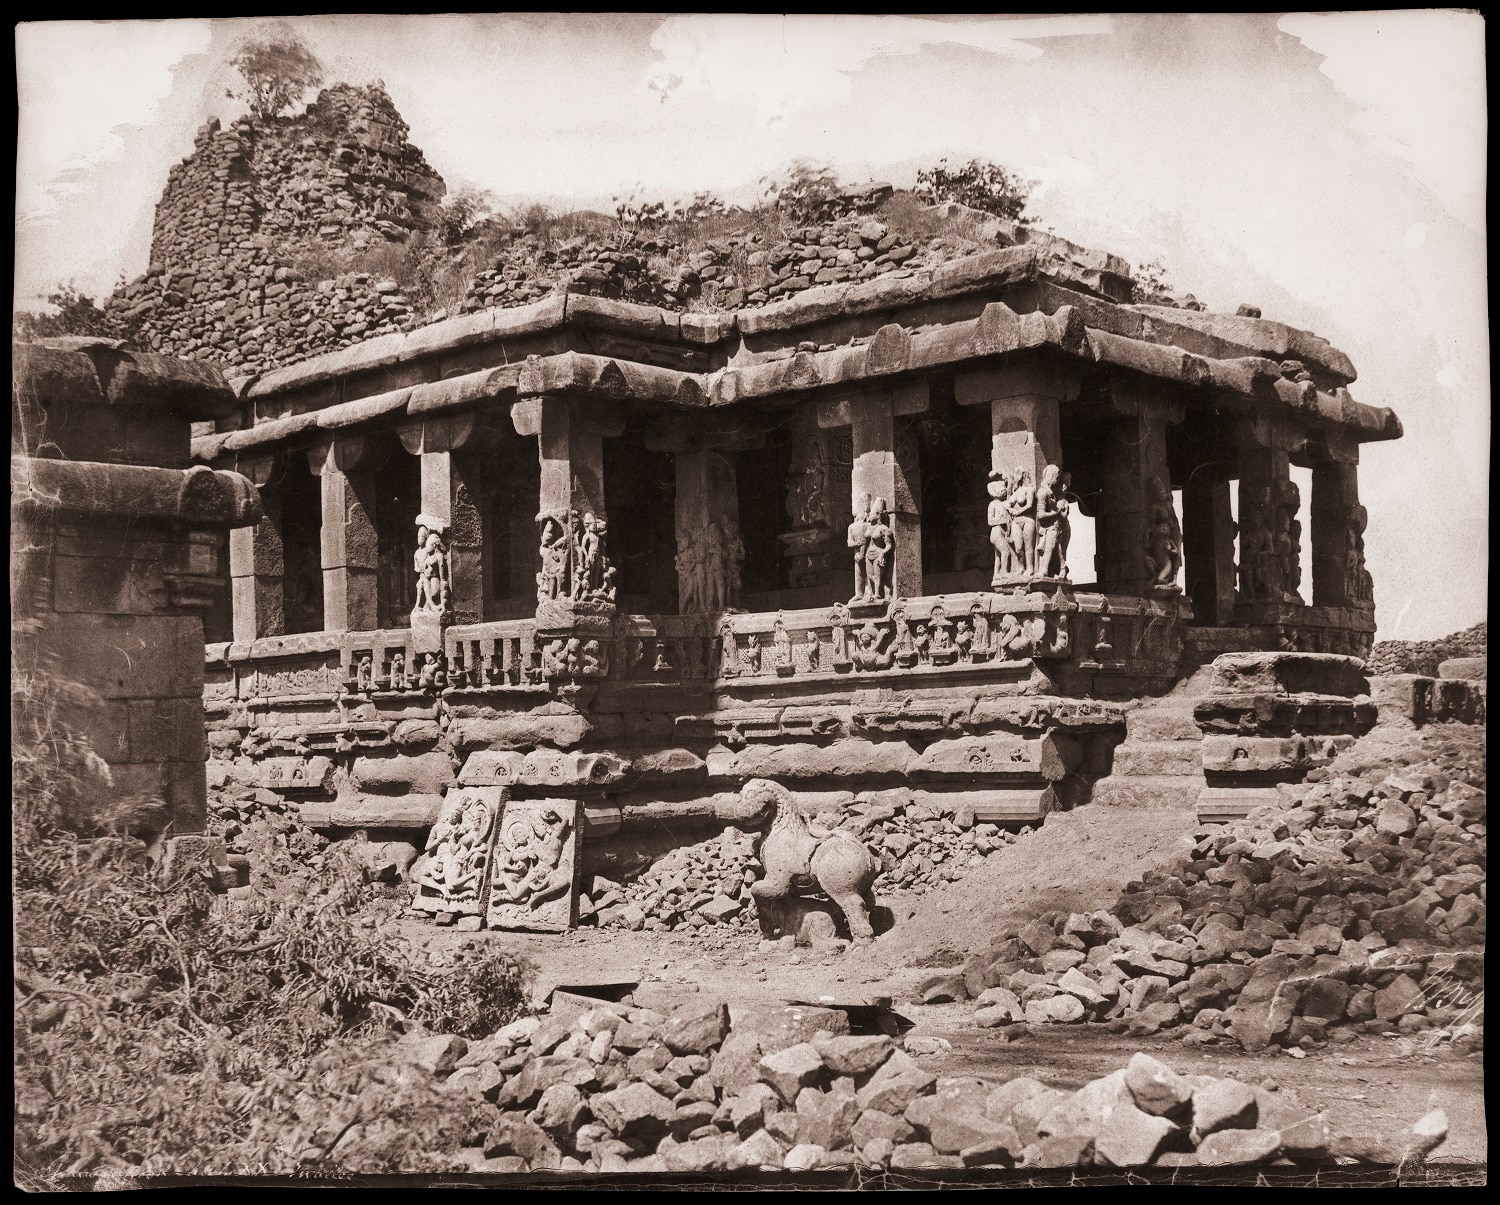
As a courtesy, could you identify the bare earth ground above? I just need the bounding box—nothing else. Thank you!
[405,791,1486,1164]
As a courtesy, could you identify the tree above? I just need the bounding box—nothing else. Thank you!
[228,24,324,121]
[1132,259,1205,311]
[915,159,1033,222]
[12,285,123,342]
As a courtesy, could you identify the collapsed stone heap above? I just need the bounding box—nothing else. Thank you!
[377,993,1449,1174]
[590,802,1028,934]
[944,726,1484,1051]
[106,84,444,373]
[1368,622,1487,677]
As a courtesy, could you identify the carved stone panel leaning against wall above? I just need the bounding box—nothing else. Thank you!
[190,233,1403,932]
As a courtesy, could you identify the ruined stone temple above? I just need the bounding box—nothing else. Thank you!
[189,219,1404,931]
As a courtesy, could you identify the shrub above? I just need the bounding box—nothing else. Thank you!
[914,158,1032,222]
[13,652,533,1183]
[12,286,125,343]
[761,160,850,225]
[1132,258,1205,310]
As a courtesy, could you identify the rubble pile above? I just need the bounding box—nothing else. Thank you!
[590,805,1028,934]
[378,995,1449,1173]
[458,209,991,317]
[1367,623,1486,677]
[947,728,1485,1051]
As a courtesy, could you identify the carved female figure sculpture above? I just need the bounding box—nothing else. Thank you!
[537,514,570,603]
[773,617,793,671]
[388,652,405,690]
[573,511,601,600]
[1006,470,1038,578]
[987,470,1015,584]
[414,529,451,613]
[355,654,374,693]
[847,492,871,602]
[863,497,894,602]
[1035,464,1071,579]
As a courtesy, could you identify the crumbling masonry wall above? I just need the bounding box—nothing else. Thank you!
[106,85,445,375]
[12,338,262,835]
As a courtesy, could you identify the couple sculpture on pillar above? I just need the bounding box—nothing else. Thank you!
[847,493,894,605]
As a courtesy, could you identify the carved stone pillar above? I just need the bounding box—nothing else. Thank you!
[400,414,482,630]
[1312,451,1368,609]
[955,360,1078,586]
[512,395,624,686]
[645,414,761,614]
[309,437,378,633]
[779,407,851,589]
[1098,381,1181,596]
[1183,472,1237,625]
[1236,432,1299,606]
[229,455,283,641]
[817,381,928,602]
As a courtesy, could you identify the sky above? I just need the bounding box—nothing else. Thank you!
[12,13,1489,640]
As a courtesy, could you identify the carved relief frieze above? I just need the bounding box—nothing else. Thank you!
[485,799,579,932]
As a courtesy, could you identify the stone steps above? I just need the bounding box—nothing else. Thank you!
[1089,773,1206,809]
[1111,738,1203,778]
[1123,710,1202,741]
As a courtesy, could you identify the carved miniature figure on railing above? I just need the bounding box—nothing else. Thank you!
[354,653,374,694]
[1144,476,1183,589]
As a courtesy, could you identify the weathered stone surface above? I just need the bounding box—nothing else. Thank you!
[1191,1079,1258,1136]
[758,1043,825,1104]
[589,1082,677,1139]
[1093,1101,1176,1167]
[1195,1127,1281,1166]
[661,1000,730,1056]
[855,1050,937,1115]
[396,1031,467,1074]
[812,1034,893,1078]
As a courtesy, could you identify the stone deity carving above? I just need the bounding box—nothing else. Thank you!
[1035,464,1072,579]
[388,651,406,690]
[572,511,602,600]
[863,498,894,602]
[988,470,1016,583]
[1345,506,1374,604]
[418,652,439,691]
[355,653,374,693]
[488,804,575,926]
[1276,481,1303,602]
[536,513,570,603]
[847,492,871,602]
[413,791,498,915]
[1144,476,1183,588]
[850,621,893,671]
[413,524,452,613]
[675,521,707,614]
[1005,469,1038,578]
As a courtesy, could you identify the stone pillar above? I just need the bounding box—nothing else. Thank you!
[646,414,763,613]
[1311,455,1362,607]
[512,394,625,634]
[955,360,1078,584]
[228,455,282,641]
[1097,384,1179,596]
[817,381,928,602]
[400,414,482,627]
[309,437,378,633]
[1183,473,1237,625]
[1236,442,1292,604]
